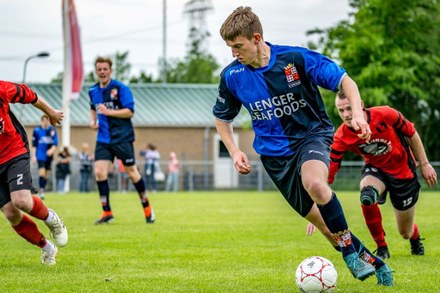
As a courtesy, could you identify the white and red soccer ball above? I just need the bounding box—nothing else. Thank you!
[295,256,338,292]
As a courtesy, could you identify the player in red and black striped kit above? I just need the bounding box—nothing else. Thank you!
[328,90,437,259]
[0,80,68,265]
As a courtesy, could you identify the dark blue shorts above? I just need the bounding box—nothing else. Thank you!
[361,164,420,210]
[94,141,136,166]
[37,156,53,170]
[261,136,332,217]
[0,154,34,208]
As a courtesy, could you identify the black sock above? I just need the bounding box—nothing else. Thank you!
[97,180,111,212]
[134,179,149,208]
[318,193,356,257]
[39,177,47,190]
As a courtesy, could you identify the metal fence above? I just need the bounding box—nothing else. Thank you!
[33,160,440,193]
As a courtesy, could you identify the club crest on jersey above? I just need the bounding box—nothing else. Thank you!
[358,138,392,156]
[284,63,301,88]
[0,117,4,134]
[110,88,119,100]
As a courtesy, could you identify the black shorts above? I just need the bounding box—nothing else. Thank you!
[361,164,421,210]
[38,156,53,170]
[94,141,136,166]
[261,136,333,217]
[0,154,33,208]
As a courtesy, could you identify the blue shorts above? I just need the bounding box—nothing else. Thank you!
[37,156,53,170]
[361,164,420,210]
[261,135,332,217]
[94,141,136,166]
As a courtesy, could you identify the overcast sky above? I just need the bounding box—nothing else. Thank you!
[0,0,352,83]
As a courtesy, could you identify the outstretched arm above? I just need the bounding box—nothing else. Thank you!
[96,104,133,119]
[214,118,251,175]
[32,95,63,126]
[90,109,99,130]
[340,76,371,142]
[408,131,438,187]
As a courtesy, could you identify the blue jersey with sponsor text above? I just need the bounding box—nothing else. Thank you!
[32,126,58,161]
[213,43,346,156]
[88,79,135,144]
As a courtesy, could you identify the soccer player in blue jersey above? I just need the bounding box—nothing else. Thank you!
[32,114,59,199]
[89,56,155,224]
[213,7,392,286]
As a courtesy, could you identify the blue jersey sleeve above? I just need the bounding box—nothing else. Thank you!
[300,48,346,91]
[52,127,59,146]
[89,86,97,110]
[119,85,134,112]
[32,129,37,148]
[213,74,242,122]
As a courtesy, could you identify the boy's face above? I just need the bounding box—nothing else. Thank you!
[41,117,49,128]
[95,62,112,86]
[335,97,354,128]
[226,34,259,66]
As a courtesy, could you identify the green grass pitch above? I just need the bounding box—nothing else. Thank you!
[0,190,439,292]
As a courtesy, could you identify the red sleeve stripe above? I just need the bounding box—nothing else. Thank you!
[393,112,406,131]
[30,92,38,104]
[330,149,345,156]
[11,84,22,103]
[330,156,342,163]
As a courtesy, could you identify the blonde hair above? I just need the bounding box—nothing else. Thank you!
[336,90,347,100]
[95,56,113,69]
[220,6,263,41]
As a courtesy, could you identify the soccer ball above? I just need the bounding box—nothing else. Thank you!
[295,256,338,292]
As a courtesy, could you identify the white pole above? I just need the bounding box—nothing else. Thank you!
[62,0,71,147]
[62,0,72,191]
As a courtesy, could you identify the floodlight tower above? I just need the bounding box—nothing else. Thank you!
[183,0,214,52]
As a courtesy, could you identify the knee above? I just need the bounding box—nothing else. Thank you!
[125,167,140,182]
[94,168,107,180]
[360,186,378,206]
[10,193,31,212]
[303,178,330,202]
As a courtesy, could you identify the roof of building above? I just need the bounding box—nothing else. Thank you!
[12,83,250,127]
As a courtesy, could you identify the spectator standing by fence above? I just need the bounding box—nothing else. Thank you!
[55,147,71,194]
[165,152,179,192]
[144,143,160,192]
[79,143,93,193]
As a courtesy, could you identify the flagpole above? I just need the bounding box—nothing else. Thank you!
[62,0,71,148]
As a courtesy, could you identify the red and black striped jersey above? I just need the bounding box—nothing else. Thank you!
[329,106,417,183]
[0,81,38,164]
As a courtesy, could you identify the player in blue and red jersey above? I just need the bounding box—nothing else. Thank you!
[32,114,58,199]
[89,56,155,224]
[212,6,392,286]
[0,80,68,265]
[328,90,437,259]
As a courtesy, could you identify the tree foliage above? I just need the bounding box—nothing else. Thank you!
[162,27,220,84]
[112,51,131,83]
[51,51,133,84]
[309,0,440,159]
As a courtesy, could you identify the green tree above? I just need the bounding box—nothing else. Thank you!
[308,0,440,159]
[51,51,133,84]
[164,27,220,84]
[129,71,154,83]
[113,51,131,83]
